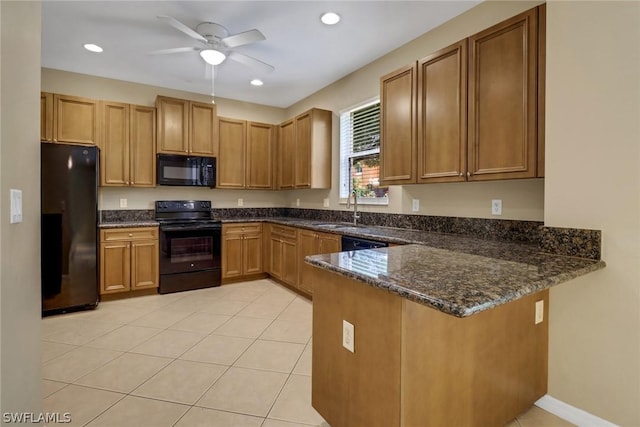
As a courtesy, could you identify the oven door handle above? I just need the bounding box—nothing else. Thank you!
[159,225,222,232]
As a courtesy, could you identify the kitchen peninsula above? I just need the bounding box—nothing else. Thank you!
[306,241,605,427]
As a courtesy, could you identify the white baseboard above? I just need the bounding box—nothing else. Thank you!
[535,395,618,427]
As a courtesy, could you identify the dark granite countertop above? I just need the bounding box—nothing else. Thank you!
[99,221,159,229]
[306,244,605,317]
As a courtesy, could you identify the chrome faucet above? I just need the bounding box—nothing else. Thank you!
[346,189,360,225]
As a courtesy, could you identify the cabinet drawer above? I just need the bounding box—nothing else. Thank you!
[271,224,297,240]
[101,227,158,242]
[223,223,262,235]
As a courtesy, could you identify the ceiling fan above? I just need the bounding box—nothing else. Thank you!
[151,15,274,73]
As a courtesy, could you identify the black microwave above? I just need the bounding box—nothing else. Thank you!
[157,154,216,187]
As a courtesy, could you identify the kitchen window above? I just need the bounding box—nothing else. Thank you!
[339,99,388,205]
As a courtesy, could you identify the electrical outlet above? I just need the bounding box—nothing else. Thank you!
[491,199,502,215]
[323,198,330,208]
[296,198,300,207]
[10,189,22,224]
[237,198,243,207]
[119,198,127,208]
[342,320,355,353]
[412,199,420,212]
[535,300,544,324]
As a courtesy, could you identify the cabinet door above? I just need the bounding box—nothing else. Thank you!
[270,237,283,279]
[278,120,295,189]
[297,230,318,294]
[54,94,100,146]
[417,41,467,183]
[243,233,263,275]
[318,232,341,254]
[294,112,311,188]
[101,101,130,186]
[217,117,247,188]
[468,8,538,181]
[247,122,274,189]
[156,96,189,154]
[130,105,156,187]
[41,92,53,142]
[100,241,131,294]
[222,229,244,279]
[131,239,159,290]
[380,64,416,185]
[190,101,217,156]
[282,239,298,286]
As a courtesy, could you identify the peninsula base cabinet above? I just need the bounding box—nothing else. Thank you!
[311,266,548,427]
[100,227,159,295]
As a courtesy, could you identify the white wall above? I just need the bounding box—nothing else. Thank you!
[545,1,640,424]
[0,0,43,417]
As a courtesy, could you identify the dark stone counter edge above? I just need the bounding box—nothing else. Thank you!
[305,256,607,318]
[99,221,159,229]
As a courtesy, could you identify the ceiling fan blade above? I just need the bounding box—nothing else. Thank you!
[222,29,265,48]
[148,47,199,55]
[157,15,207,43]
[228,51,274,73]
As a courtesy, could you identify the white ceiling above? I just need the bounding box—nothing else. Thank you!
[42,1,480,108]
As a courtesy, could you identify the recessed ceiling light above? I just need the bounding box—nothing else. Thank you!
[320,12,341,25]
[250,79,264,86]
[83,43,103,53]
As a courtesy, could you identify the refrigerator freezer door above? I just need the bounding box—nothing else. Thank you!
[41,143,99,315]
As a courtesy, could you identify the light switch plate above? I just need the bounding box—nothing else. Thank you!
[323,198,330,208]
[296,198,300,207]
[10,189,22,224]
[412,199,420,212]
[237,198,244,207]
[119,198,127,208]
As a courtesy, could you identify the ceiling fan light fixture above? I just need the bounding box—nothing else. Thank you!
[250,79,264,86]
[320,12,341,25]
[200,49,226,65]
[83,43,103,53]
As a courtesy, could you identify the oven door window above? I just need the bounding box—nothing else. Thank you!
[159,228,221,275]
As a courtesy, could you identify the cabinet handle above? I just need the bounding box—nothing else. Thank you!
[467,172,471,178]
[53,139,58,142]
[459,172,463,177]
[128,233,133,237]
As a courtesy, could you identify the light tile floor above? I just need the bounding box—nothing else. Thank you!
[42,279,574,427]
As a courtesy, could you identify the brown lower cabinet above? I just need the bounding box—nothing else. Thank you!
[99,227,159,295]
[268,224,298,287]
[311,266,548,427]
[297,229,340,295]
[222,223,263,280]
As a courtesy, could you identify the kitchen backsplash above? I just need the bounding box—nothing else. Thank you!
[100,208,602,260]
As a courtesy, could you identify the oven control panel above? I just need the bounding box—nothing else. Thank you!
[156,200,211,213]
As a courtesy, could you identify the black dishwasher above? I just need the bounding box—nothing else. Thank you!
[341,235,389,251]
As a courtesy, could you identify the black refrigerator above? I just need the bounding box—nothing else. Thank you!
[41,143,99,316]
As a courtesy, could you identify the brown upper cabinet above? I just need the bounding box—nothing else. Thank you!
[380,5,545,185]
[217,118,275,189]
[41,93,100,146]
[417,41,468,183]
[278,119,296,189]
[467,7,539,181]
[156,96,217,156]
[101,102,156,187]
[278,108,332,189]
[380,65,416,185]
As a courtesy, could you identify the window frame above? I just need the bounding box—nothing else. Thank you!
[339,98,388,206]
